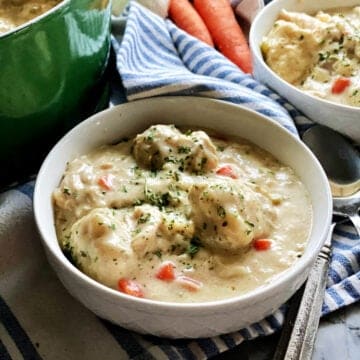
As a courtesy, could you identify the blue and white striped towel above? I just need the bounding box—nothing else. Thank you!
[0,2,359,360]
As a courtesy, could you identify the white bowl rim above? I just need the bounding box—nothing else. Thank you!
[249,0,360,112]
[34,95,332,311]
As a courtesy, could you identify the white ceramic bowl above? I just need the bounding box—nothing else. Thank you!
[33,96,332,338]
[249,0,360,143]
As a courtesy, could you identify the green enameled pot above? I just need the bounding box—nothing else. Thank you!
[0,0,112,187]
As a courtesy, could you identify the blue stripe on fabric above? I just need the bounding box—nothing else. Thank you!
[0,339,11,360]
[288,108,302,119]
[342,278,360,300]
[157,345,180,360]
[169,83,233,95]
[119,38,142,73]
[101,320,155,359]
[322,301,331,315]
[345,247,360,266]
[264,314,282,331]
[16,182,34,199]
[327,287,345,307]
[137,33,183,68]
[201,63,227,77]
[140,10,175,48]
[328,267,342,284]
[169,340,196,360]
[331,240,354,251]
[0,295,42,360]
[183,47,210,65]
[174,35,194,55]
[137,23,181,65]
[239,328,252,340]
[332,253,355,277]
[128,31,159,70]
[252,323,266,336]
[196,338,219,358]
[142,335,181,360]
[192,54,220,74]
[135,28,177,66]
[243,81,259,90]
[219,334,237,349]
[216,92,288,112]
[212,69,234,80]
[137,17,174,53]
[217,94,270,105]
[222,73,250,85]
[170,30,186,46]
[260,88,272,97]
[335,228,360,240]
[272,95,287,105]
[126,81,211,97]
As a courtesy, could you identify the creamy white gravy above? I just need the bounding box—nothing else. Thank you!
[53,125,312,302]
[262,6,360,107]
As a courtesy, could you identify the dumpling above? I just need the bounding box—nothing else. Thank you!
[132,125,218,173]
[64,204,195,287]
[64,208,136,288]
[189,179,274,254]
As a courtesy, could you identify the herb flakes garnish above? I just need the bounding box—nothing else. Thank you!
[138,213,151,224]
[178,146,191,154]
[187,236,202,258]
[245,220,255,228]
[153,250,162,259]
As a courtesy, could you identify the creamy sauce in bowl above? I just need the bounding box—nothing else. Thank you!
[0,0,62,34]
[261,6,360,107]
[53,125,312,303]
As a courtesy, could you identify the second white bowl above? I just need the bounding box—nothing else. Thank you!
[249,0,360,143]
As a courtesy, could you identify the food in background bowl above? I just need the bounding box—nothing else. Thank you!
[34,97,332,338]
[53,124,312,302]
[249,0,360,143]
[0,0,62,34]
[261,6,360,107]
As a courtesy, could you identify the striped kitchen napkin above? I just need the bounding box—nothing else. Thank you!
[1,2,359,360]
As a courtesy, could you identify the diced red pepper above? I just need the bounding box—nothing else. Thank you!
[253,239,272,251]
[156,261,176,281]
[98,174,115,190]
[176,275,203,292]
[331,77,351,94]
[216,165,238,179]
[117,278,144,298]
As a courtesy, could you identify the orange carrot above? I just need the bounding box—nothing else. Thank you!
[118,278,144,298]
[156,261,176,281]
[168,0,214,47]
[331,77,351,94]
[253,239,272,251]
[193,0,253,73]
[216,165,238,179]
[98,174,115,191]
